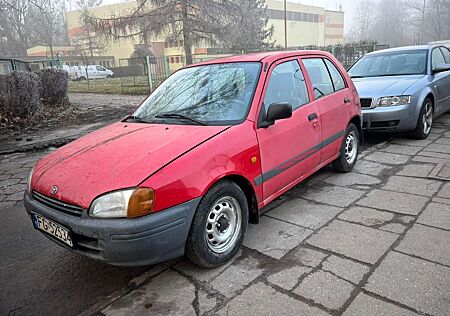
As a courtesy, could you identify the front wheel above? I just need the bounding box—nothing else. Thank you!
[332,123,359,172]
[410,99,433,139]
[186,180,248,268]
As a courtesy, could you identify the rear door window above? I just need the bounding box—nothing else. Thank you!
[302,58,334,99]
[263,60,310,112]
[440,47,450,64]
[432,48,446,69]
[324,59,346,91]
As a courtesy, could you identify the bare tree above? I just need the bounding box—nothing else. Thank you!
[0,0,32,56]
[351,0,377,42]
[29,0,66,59]
[84,0,271,65]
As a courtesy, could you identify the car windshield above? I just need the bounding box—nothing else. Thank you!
[132,62,261,125]
[348,50,428,78]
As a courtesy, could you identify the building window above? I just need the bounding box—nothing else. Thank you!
[268,9,319,23]
[175,56,180,63]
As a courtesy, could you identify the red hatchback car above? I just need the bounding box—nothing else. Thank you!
[24,51,362,267]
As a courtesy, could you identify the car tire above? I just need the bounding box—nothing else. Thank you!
[80,76,86,81]
[410,98,433,139]
[186,180,248,268]
[107,75,113,79]
[332,123,359,173]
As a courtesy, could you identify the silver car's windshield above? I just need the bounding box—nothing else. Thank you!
[132,62,261,125]
[348,50,428,78]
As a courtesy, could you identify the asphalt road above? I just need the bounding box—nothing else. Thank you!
[0,132,389,316]
[0,201,149,316]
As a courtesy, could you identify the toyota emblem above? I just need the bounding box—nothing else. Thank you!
[50,185,59,195]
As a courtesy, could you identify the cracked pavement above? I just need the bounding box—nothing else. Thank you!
[1,93,449,316]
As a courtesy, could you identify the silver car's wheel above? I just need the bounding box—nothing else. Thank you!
[205,196,242,254]
[422,101,433,135]
[344,131,358,165]
[411,98,433,139]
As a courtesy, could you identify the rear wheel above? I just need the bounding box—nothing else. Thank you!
[186,180,248,268]
[411,98,433,139]
[332,123,359,172]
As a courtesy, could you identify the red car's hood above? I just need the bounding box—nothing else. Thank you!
[33,122,228,208]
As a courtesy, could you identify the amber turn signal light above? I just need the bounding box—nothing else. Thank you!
[127,188,155,218]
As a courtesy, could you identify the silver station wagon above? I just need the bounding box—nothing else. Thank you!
[348,45,450,139]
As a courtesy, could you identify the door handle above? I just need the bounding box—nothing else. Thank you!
[344,97,351,104]
[308,113,318,121]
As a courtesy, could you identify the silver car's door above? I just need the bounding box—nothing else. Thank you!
[431,47,450,115]
[439,47,450,111]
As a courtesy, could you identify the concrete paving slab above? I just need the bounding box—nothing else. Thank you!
[379,223,407,234]
[210,255,264,298]
[321,255,370,284]
[338,206,394,227]
[217,282,329,316]
[424,143,450,154]
[101,270,196,316]
[437,182,450,199]
[381,144,423,155]
[390,137,433,147]
[432,196,450,205]
[294,270,354,310]
[434,137,450,145]
[267,265,312,290]
[381,175,441,197]
[396,163,435,178]
[243,216,313,259]
[343,292,418,316]
[356,189,429,215]
[307,220,398,264]
[353,160,392,176]
[267,198,342,230]
[288,246,328,267]
[364,152,410,165]
[396,224,450,266]
[417,202,450,230]
[365,251,450,316]
[302,186,366,207]
[322,172,381,186]
[412,155,449,164]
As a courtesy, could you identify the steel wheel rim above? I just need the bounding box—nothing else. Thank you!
[422,102,433,135]
[205,196,242,254]
[345,131,357,164]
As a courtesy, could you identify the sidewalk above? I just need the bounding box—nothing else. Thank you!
[79,113,450,316]
[0,93,145,154]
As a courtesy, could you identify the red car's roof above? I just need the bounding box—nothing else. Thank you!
[189,50,333,67]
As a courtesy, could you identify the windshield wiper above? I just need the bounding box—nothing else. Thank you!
[350,75,365,78]
[123,115,152,124]
[155,113,206,126]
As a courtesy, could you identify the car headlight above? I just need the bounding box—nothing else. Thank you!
[26,167,34,194]
[377,96,411,107]
[90,188,155,218]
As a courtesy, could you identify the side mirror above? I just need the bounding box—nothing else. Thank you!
[260,103,292,128]
[432,63,450,74]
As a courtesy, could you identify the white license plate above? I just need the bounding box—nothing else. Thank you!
[31,213,73,247]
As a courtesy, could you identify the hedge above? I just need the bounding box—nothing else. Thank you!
[0,69,69,121]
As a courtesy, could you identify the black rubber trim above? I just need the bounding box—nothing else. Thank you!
[254,130,344,185]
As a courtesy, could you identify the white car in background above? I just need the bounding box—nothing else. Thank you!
[70,65,114,80]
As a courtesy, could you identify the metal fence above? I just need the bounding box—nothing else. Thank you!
[68,55,170,95]
[67,44,389,95]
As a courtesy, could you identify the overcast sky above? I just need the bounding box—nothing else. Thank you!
[98,0,360,33]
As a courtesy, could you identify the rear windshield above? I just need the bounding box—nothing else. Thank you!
[348,50,428,78]
[133,62,261,125]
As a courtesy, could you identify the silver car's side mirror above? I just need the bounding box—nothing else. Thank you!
[432,63,450,74]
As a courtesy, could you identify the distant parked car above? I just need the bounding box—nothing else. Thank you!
[348,45,450,139]
[70,65,114,80]
[24,50,362,267]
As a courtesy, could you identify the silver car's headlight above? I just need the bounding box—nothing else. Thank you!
[27,167,34,194]
[377,96,411,107]
[90,188,155,218]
